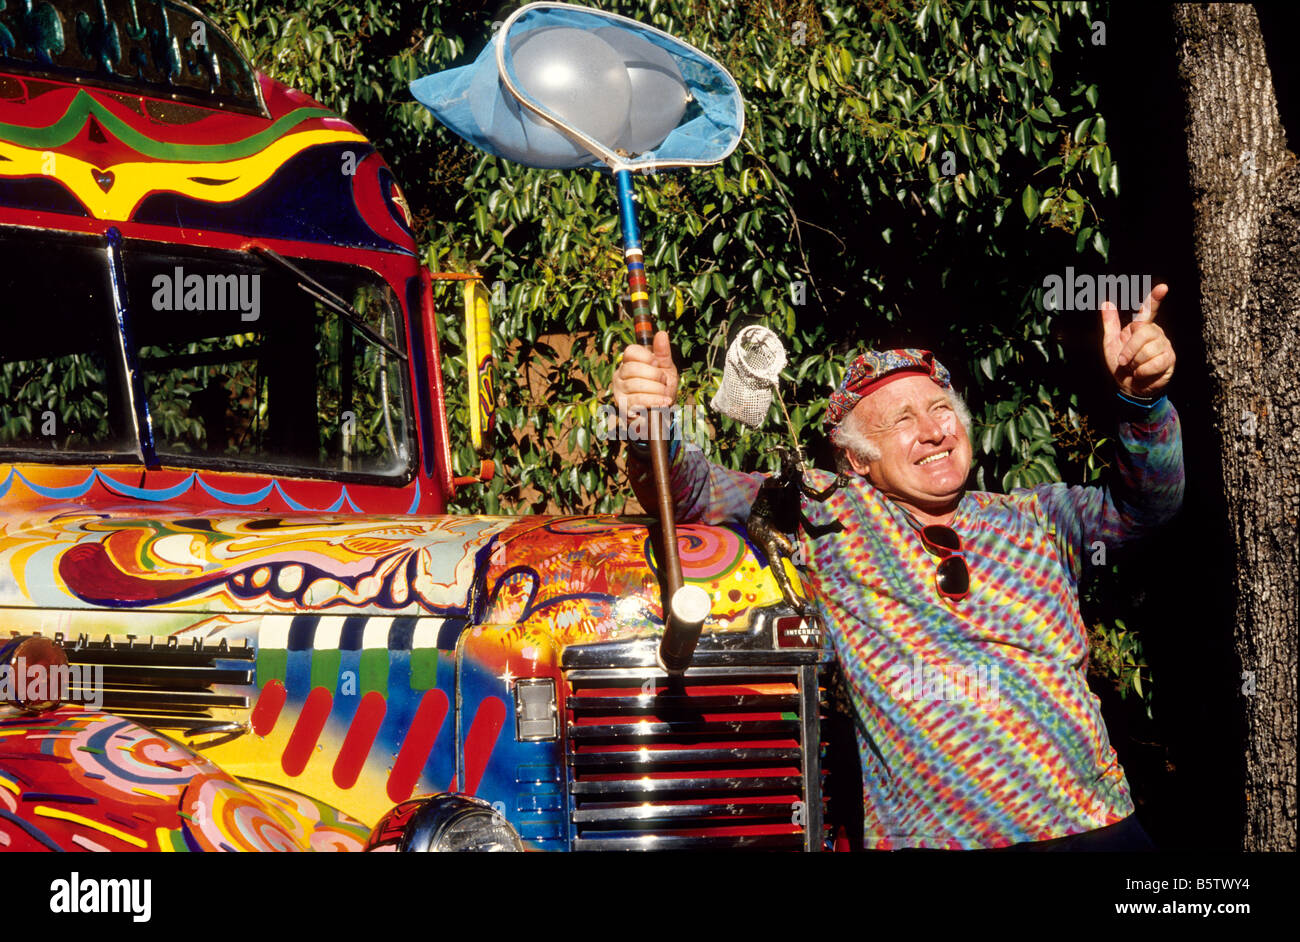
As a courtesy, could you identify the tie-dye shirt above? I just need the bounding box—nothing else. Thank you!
[631,397,1184,849]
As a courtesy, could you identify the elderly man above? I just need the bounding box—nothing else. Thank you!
[610,288,1183,850]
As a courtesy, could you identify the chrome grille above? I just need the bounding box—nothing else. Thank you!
[63,635,254,732]
[565,664,823,851]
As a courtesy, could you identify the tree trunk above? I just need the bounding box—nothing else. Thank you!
[1172,3,1298,852]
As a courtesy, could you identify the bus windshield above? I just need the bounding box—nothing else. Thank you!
[0,228,136,459]
[0,227,413,481]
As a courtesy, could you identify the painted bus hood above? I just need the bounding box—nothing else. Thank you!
[0,503,797,642]
[0,508,800,836]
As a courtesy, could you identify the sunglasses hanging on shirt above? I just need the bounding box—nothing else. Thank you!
[919,524,970,601]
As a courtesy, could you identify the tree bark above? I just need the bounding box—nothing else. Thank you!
[1172,3,1298,852]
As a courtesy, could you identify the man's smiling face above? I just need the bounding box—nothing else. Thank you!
[844,374,973,516]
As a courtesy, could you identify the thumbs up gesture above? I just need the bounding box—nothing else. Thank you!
[1102,283,1176,398]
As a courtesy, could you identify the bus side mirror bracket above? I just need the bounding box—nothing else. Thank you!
[427,273,497,491]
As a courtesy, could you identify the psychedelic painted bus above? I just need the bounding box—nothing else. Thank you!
[0,0,843,852]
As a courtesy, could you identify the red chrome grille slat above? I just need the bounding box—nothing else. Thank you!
[565,668,811,851]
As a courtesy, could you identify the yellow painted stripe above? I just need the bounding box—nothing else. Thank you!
[7,542,47,598]
[630,291,649,302]
[131,787,167,801]
[33,806,148,848]
[0,128,366,221]
[157,827,176,852]
[0,774,20,795]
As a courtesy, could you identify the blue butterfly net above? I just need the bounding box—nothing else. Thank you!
[410,2,744,171]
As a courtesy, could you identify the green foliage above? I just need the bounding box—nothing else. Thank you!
[1088,617,1153,720]
[0,355,112,448]
[205,0,1150,714]
[207,0,1120,506]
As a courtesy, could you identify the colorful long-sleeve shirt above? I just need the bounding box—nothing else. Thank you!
[629,397,1184,849]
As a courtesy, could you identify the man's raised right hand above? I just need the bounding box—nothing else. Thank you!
[611,330,679,418]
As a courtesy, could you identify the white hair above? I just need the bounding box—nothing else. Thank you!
[831,389,973,474]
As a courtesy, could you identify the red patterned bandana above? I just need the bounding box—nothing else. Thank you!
[824,349,952,429]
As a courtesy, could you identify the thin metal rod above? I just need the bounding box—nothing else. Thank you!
[104,226,158,469]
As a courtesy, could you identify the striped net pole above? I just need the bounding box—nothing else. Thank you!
[615,168,706,671]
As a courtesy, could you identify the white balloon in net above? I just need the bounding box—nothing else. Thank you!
[710,325,788,428]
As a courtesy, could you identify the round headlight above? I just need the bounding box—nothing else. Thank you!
[399,796,524,853]
[433,808,524,852]
[0,635,69,714]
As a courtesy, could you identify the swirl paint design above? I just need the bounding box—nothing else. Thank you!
[0,708,366,852]
[0,511,508,614]
[0,509,794,636]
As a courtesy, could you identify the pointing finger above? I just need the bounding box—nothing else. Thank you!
[1132,282,1169,324]
[1101,300,1122,351]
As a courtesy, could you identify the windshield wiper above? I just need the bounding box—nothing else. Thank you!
[249,245,408,362]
